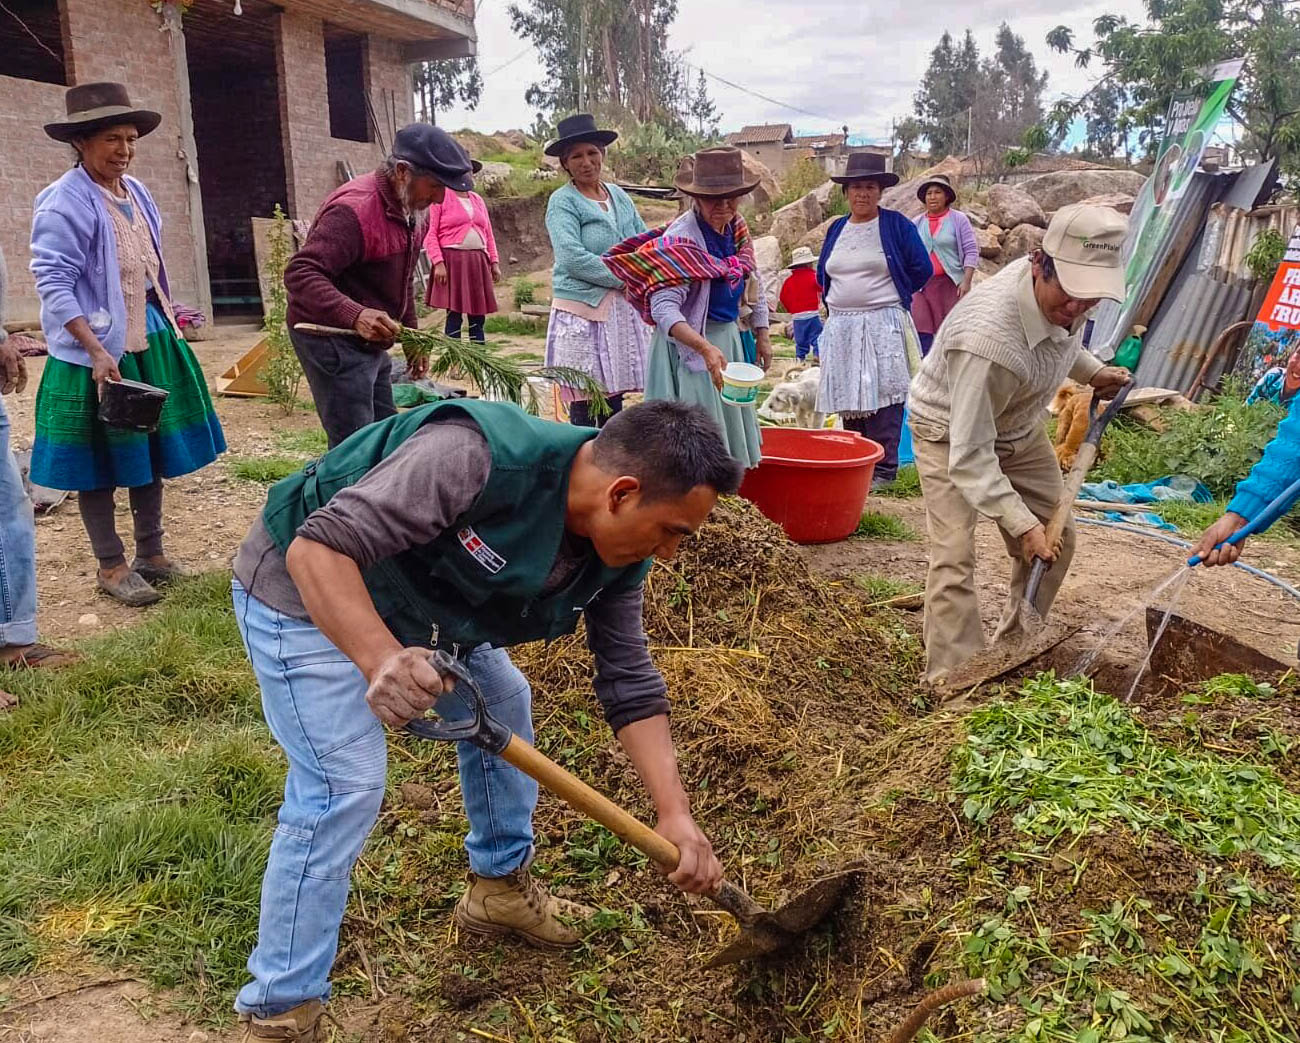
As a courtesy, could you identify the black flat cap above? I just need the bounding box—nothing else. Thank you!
[391,124,474,192]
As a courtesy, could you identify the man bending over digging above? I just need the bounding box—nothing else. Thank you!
[230,398,737,1041]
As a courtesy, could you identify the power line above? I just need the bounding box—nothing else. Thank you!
[483,45,532,78]
[683,61,838,123]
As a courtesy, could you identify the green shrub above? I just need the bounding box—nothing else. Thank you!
[774,157,830,208]
[854,511,919,541]
[511,276,538,307]
[1093,385,1283,498]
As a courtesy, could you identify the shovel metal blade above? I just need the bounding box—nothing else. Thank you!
[703,870,862,968]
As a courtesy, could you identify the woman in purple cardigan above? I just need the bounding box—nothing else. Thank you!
[911,174,979,355]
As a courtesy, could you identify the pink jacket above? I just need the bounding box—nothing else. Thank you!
[423,190,499,266]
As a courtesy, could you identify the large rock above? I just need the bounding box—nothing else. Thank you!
[988,184,1045,230]
[1017,169,1147,213]
[798,217,837,256]
[1078,192,1137,216]
[812,179,838,220]
[1002,223,1045,261]
[881,155,965,219]
[739,150,780,213]
[752,235,783,277]
[752,235,784,310]
[475,161,514,192]
[976,226,1002,259]
[965,201,989,229]
[503,129,529,149]
[768,192,823,251]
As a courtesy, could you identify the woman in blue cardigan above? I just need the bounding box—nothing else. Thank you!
[543,114,650,427]
[815,153,932,483]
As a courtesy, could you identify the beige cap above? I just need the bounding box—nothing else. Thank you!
[1042,203,1128,302]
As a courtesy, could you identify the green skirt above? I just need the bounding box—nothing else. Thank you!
[30,303,227,491]
[644,320,761,468]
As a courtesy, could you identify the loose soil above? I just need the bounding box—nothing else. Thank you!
[4,341,1300,1042]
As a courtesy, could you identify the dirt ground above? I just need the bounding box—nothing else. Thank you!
[801,496,1300,683]
[5,336,1300,1041]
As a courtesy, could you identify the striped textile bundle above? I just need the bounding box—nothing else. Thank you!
[601,216,757,325]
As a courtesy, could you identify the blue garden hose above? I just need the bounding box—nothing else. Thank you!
[1185,476,1300,567]
[1073,516,1300,603]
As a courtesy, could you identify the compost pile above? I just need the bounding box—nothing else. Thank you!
[382,500,1300,1042]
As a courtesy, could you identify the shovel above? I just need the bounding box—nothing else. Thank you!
[406,651,860,968]
[937,382,1133,692]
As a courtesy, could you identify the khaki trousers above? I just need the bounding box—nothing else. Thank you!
[912,429,1075,684]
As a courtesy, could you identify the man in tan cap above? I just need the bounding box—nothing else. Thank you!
[907,203,1132,687]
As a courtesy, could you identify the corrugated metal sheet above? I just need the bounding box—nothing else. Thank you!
[1091,171,1230,355]
[1131,198,1300,393]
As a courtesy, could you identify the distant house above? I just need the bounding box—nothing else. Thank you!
[1,0,476,322]
[725,123,796,175]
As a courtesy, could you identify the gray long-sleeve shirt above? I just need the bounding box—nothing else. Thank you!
[233,418,669,731]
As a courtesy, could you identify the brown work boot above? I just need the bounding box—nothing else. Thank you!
[455,866,595,949]
[238,999,334,1041]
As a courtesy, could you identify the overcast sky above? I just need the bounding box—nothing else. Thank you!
[439,0,1152,143]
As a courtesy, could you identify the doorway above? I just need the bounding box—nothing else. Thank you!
[184,0,288,321]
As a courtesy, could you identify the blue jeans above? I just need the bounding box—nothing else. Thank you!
[231,580,537,1017]
[792,315,823,361]
[0,396,38,648]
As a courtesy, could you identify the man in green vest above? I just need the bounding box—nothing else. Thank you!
[229,398,743,1041]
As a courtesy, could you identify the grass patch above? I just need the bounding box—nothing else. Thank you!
[274,427,328,457]
[854,510,919,541]
[873,464,921,498]
[851,574,922,603]
[0,574,270,999]
[227,455,304,484]
[484,314,546,337]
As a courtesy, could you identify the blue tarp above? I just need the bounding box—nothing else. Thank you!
[1076,475,1213,529]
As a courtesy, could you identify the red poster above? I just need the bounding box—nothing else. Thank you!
[1241,226,1300,379]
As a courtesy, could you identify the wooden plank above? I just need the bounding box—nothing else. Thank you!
[216,338,271,397]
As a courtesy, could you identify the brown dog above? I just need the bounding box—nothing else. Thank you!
[1051,381,1095,471]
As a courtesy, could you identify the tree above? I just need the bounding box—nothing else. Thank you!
[892,116,923,163]
[1046,0,1300,175]
[413,57,483,125]
[913,30,981,158]
[913,24,1048,173]
[686,68,717,137]
[507,0,704,125]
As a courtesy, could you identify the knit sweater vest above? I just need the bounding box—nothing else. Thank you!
[909,259,1079,443]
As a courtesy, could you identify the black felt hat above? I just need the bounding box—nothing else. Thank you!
[544,113,619,158]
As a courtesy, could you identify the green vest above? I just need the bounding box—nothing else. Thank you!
[261,399,652,651]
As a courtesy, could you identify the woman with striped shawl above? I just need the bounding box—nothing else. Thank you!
[603,147,772,468]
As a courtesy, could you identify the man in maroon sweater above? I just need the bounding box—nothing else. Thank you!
[286,124,474,448]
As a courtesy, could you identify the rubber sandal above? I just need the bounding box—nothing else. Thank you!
[0,643,80,669]
[130,558,192,586]
[97,569,163,607]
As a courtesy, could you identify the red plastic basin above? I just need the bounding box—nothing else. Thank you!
[738,428,885,544]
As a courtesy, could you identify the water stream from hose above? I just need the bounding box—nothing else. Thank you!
[1071,564,1194,696]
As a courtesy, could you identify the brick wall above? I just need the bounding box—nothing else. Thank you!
[1,0,422,320]
[0,0,199,320]
[276,11,414,222]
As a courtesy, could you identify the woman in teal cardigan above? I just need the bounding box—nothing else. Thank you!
[543,114,650,427]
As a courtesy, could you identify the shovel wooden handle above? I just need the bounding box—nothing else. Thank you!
[293,322,367,338]
[498,734,766,923]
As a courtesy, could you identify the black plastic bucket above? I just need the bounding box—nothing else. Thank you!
[98,378,169,433]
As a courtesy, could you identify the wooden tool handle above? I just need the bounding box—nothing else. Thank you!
[1045,442,1099,550]
[499,735,766,923]
[292,322,365,338]
[500,735,682,869]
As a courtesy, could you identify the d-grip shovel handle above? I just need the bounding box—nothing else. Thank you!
[1026,380,1134,605]
[1187,475,1300,567]
[405,652,766,925]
